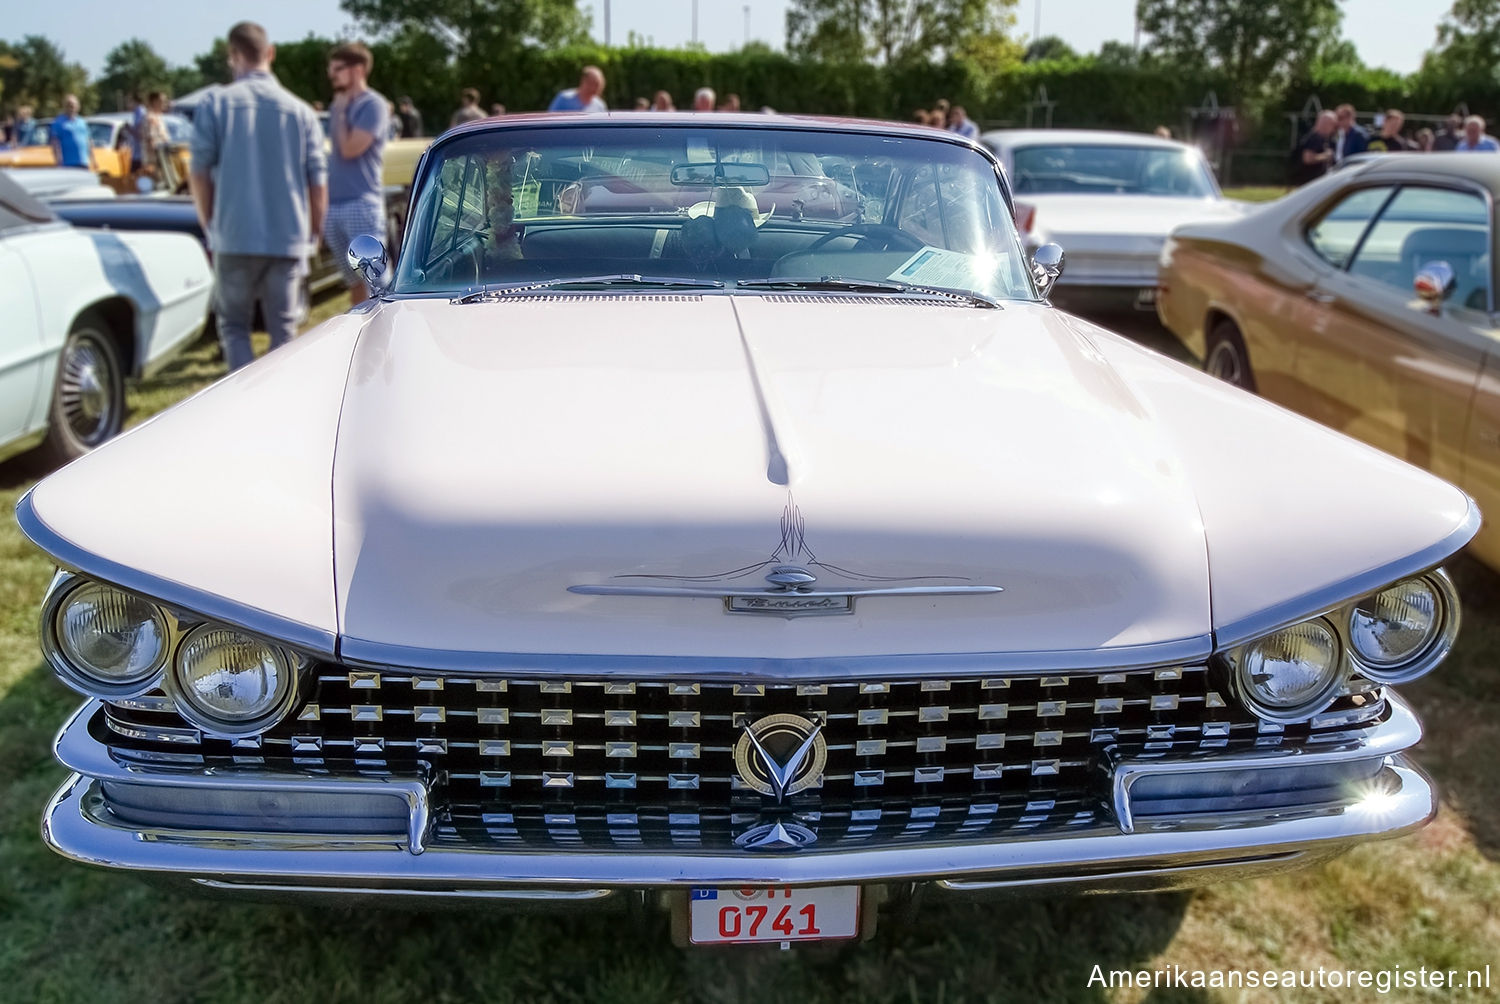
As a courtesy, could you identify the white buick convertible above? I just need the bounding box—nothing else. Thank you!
[20,115,1477,946]
[0,172,211,466]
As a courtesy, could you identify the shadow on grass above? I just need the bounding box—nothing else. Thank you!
[0,658,1195,1004]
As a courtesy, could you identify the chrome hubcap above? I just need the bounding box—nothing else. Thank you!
[1206,342,1242,385]
[60,337,113,443]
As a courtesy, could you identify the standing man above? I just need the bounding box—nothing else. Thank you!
[1365,110,1410,153]
[189,21,327,372]
[13,105,37,147]
[692,87,716,112]
[947,106,980,140]
[50,95,96,170]
[450,88,484,127]
[325,41,389,307]
[1433,114,1463,152]
[1291,110,1337,186]
[549,66,607,112]
[1332,103,1367,164]
[1456,116,1499,152]
[397,96,423,138]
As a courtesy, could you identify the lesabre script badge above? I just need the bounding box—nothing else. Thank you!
[568,498,1002,617]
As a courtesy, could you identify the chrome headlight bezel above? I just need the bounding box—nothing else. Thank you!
[1345,570,1460,684]
[1222,617,1347,725]
[39,571,305,736]
[167,623,301,738]
[41,575,177,699]
[1218,567,1461,724]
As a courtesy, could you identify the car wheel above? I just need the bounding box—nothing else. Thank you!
[1203,319,1257,393]
[38,315,126,465]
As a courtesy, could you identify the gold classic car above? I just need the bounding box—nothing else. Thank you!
[1158,153,1500,570]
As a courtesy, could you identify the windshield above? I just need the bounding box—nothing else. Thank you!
[1011,144,1217,198]
[395,125,1037,301]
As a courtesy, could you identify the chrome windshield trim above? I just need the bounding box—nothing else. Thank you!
[1211,494,1480,651]
[1107,690,1422,833]
[336,634,1214,680]
[15,491,338,658]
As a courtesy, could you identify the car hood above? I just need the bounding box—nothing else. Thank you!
[1023,196,1247,243]
[332,295,1214,662]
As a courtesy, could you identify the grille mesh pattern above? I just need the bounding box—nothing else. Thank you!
[101,665,1388,850]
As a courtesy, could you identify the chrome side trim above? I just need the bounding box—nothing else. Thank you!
[336,634,1215,680]
[1108,690,1422,833]
[15,491,338,658]
[1212,495,1481,651]
[190,880,617,902]
[41,760,1435,889]
[53,701,431,853]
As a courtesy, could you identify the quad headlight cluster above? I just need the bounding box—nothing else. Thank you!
[1222,569,1459,723]
[41,574,301,737]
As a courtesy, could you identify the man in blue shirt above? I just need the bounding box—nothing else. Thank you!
[549,66,607,112]
[1456,116,1500,152]
[189,21,327,371]
[50,95,95,170]
[324,40,389,306]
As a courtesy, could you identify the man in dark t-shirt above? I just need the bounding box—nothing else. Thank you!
[1292,111,1337,185]
[1366,110,1411,153]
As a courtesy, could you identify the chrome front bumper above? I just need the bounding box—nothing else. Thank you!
[43,697,1436,902]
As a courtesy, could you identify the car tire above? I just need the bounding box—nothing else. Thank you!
[1203,319,1257,393]
[37,315,126,466]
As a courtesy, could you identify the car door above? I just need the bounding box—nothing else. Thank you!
[0,241,45,448]
[1467,351,1500,568]
[1294,183,1489,487]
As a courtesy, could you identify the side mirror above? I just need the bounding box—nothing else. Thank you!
[1414,260,1455,311]
[1031,242,1065,296]
[347,233,390,294]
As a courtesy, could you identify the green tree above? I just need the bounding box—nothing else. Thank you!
[1422,0,1500,83]
[338,0,590,58]
[1024,35,1076,62]
[193,39,232,87]
[786,0,1021,66]
[96,38,171,109]
[1136,0,1342,102]
[1096,40,1140,67]
[0,35,90,113]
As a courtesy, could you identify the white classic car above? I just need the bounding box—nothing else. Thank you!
[981,129,1247,312]
[0,171,211,466]
[20,114,1477,946]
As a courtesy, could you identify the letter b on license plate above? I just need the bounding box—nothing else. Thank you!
[688,886,860,944]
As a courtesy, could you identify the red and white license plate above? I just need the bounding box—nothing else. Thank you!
[688,885,860,945]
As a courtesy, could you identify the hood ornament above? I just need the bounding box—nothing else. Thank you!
[569,497,1003,618]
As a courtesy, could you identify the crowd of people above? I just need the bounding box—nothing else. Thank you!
[912,100,980,139]
[1292,104,1494,184]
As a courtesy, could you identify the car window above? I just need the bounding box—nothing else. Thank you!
[1347,186,1491,311]
[395,125,1037,301]
[1306,186,1394,267]
[1010,144,1217,197]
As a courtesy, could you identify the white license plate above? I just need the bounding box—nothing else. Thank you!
[688,885,860,945]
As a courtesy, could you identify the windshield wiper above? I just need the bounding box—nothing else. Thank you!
[736,276,1001,309]
[454,274,724,303]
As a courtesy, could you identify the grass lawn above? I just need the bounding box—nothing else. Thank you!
[1224,186,1292,203]
[1,295,1497,1002]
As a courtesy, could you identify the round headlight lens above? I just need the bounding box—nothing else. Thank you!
[172,626,293,733]
[54,583,169,691]
[1349,577,1440,669]
[1235,620,1342,717]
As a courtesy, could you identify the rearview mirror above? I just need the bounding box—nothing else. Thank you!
[670,162,771,187]
[347,233,390,294]
[1414,260,1455,312]
[1031,243,1065,296]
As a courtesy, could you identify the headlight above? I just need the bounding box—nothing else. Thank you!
[170,625,297,736]
[50,582,170,696]
[1348,572,1458,683]
[1227,619,1344,723]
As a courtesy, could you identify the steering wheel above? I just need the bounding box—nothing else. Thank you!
[807,223,925,253]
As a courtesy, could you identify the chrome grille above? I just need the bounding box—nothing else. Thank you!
[100,664,1388,849]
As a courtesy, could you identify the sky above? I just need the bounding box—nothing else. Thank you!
[6,0,1457,79]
